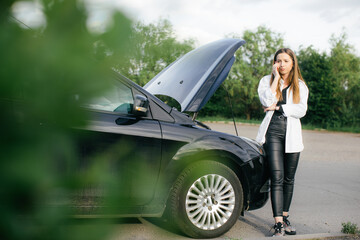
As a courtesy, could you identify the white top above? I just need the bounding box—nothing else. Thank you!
[256,75,309,153]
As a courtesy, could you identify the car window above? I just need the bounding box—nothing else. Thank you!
[85,82,134,114]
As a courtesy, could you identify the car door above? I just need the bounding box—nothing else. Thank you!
[75,80,162,210]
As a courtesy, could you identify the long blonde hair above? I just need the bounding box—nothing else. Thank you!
[270,48,304,104]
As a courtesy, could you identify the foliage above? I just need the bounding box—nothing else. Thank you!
[201,26,284,120]
[342,222,360,234]
[111,19,360,131]
[328,32,360,128]
[200,86,233,118]
[298,32,360,128]
[117,18,195,86]
[297,46,336,127]
[0,0,132,239]
[201,28,360,130]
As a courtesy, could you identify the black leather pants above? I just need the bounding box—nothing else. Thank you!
[265,114,300,217]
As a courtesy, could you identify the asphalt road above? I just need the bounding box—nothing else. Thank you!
[108,122,360,240]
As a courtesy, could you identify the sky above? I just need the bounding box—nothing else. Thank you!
[85,0,360,54]
[12,0,360,54]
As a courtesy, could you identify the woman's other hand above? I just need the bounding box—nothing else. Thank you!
[263,102,279,112]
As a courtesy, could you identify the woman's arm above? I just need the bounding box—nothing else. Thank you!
[258,75,278,107]
[281,82,309,119]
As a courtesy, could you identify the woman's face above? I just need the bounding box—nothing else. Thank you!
[276,53,293,76]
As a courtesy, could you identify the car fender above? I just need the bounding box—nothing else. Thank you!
[151,135,263,214]
[172,135,259,164]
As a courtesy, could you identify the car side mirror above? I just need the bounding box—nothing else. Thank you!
[133,94,149,116]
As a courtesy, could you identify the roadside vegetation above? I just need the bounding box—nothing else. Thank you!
[197,29,360,133]
[118,22,360,133]
[198,116,360,133]
[342,222,360,235]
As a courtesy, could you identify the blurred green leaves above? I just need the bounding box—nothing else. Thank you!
[0,0,133,239]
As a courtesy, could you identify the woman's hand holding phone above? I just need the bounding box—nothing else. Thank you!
[272,62,280,78]
[270,61,281,94]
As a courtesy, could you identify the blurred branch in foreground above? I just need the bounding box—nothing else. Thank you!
[0,0,133,239]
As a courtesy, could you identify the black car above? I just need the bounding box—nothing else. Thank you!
[73,38,269,238]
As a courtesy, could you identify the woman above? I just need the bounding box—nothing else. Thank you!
[256,48,309,236]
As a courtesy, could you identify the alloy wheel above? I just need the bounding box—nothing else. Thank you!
[185,174,236,230]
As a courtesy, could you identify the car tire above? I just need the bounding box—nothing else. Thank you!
[169,160,243,238]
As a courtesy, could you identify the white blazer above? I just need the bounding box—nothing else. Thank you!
[256,75,309,153]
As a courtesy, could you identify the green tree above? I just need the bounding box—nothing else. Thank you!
[298,32,360,129]
[298,46,336,127]
[118,19,195,86]
[200,86,233,117]
[328,32,360,127]
[1,0,132,239]
[202,26,284,120]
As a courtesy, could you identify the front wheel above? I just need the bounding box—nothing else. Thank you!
[169,160,243,238]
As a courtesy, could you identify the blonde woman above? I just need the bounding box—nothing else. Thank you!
[256,48,309,237]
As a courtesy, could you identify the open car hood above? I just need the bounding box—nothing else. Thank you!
[144,38,245,112]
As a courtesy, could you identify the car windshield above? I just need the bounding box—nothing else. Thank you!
[84,81,134,114]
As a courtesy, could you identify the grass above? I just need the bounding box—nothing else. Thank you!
[301,124,360,133]
[198,116,261,125]
[197,116,360,134]
[342,222,360,234]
